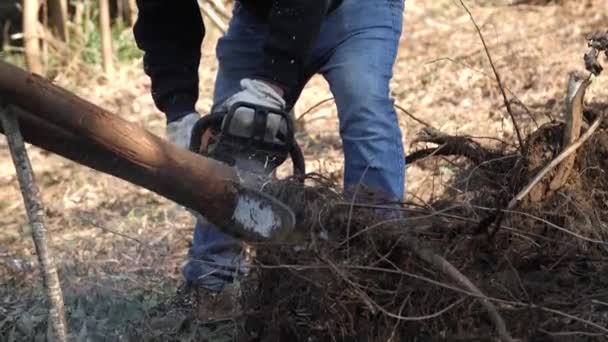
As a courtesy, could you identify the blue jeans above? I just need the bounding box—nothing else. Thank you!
[183,0,406,289]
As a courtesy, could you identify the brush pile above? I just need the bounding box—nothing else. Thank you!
[234,32,608,342]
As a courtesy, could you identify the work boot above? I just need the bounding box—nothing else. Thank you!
[183,240,258,323]
[192,283,240,322]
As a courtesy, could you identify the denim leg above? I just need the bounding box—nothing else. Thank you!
[182,216,249,290]
[182,3,267,289]
[317,0,407,202]
[212,2,269,107]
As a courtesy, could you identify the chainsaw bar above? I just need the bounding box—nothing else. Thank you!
[230,184,296,241]
[189,102,301,241]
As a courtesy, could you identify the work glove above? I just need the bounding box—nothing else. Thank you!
[217,78,289,144]
[212,79,293,187]
[165,112,200,150]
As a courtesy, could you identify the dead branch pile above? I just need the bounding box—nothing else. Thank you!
[224,33,608,342]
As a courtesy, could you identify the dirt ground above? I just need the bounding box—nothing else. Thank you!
[1,0,608,341]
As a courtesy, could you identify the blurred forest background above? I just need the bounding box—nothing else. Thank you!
[0,0,236,78]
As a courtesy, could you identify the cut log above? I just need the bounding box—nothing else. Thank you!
[0,61,294,242]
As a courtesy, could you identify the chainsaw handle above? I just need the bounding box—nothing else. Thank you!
[223,101,296,149]
[189,107,306,181]
[189,112,224,153]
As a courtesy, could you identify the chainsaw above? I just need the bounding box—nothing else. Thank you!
[187,101,307,241]
[190,102,306,180]
[189,101,306,184]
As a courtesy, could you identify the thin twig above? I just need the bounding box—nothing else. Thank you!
[296,97,334,122]
[77,214,148,246]
[345,166,370,258]
[255,260,608,335]
[504,254,529,301]
[538,329,606,337]
[347,264,608,335]
[458,0,525,155]
[539,307,608,334]
[591,299,608,307]
[394,104,434,128]
[379,296,466,322]
[0,104,68,341]
[472,205,608,246]
[425,56,540,127]
[323,256,377,315]
[326,254,466,322]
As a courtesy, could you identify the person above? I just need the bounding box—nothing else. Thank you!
[133,0,406,321]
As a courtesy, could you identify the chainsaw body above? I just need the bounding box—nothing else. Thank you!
[189,101,305,183]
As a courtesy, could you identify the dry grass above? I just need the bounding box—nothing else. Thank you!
[1,0,608,341]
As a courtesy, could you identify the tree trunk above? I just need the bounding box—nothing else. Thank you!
[199,0,227,34]
[98,0,113,74]
[126,0,138,26]
[47,0,69,42]
[23,0,43,74]
[0,105,68,342]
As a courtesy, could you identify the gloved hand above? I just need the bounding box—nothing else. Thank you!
[166,112,200,150]
[217,79,289,144]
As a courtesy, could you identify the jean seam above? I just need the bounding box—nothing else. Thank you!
[388,0,406,199]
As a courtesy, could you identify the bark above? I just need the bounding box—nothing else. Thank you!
[98,0,113,74]
[0,105,68,342]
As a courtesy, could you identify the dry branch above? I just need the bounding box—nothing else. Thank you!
[458,0,525,155]
[0,105,67,342]
[407,127,504,165]
[402,237,515,342]
[548,72,588,190]
[507,75,600,210]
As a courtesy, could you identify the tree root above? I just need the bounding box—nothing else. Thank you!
[402,237,516,342]
[407,127,506,165]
